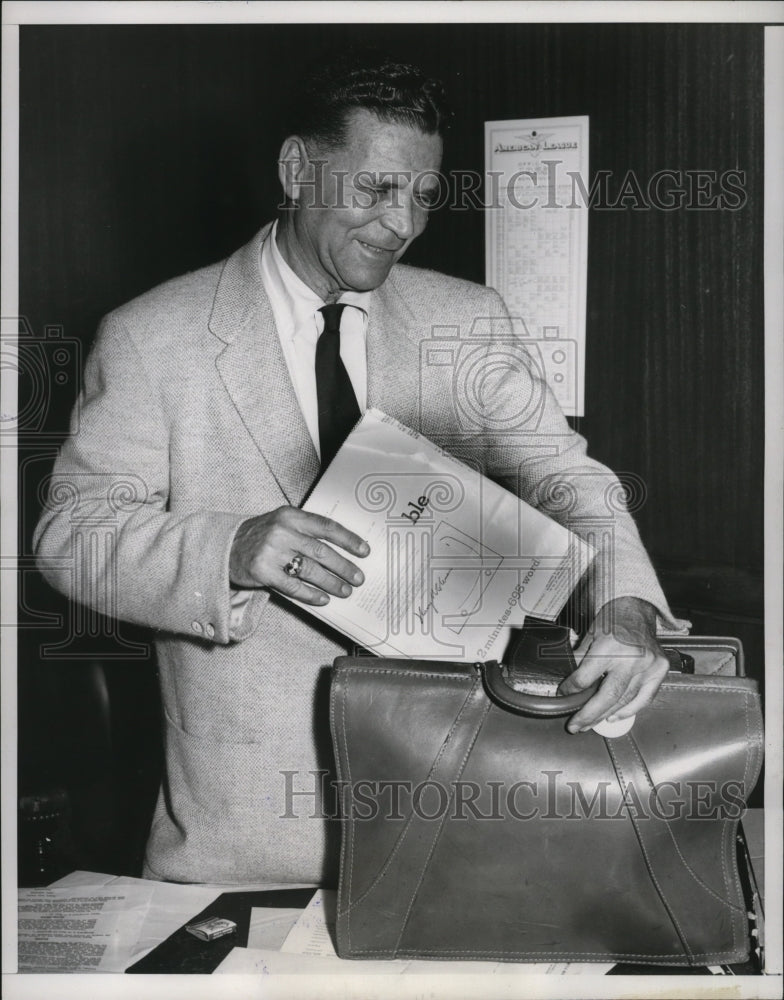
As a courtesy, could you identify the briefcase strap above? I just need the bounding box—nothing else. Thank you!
[605,732,748,963]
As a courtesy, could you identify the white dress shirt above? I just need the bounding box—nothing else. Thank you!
[260,220,370,458]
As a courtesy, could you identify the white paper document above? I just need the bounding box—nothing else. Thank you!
[23,872,225,971]
[18,884,156,973]
[297,410,594,661]
[485,116,589,415]
[279,888,336,957]
[247,907,303,950]
[31,870,316,970]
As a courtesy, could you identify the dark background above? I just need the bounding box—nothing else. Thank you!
[17,23,764,876]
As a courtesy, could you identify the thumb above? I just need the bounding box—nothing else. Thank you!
[557,634,594,694]
[557,654,605,696]
[572,631,594,665]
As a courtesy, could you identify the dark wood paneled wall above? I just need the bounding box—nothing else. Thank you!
[17,24,764,863]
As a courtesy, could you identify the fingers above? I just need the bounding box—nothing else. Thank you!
[278,511,368,600]
[566,671,643,733]
[229,507,371,601]
[557,652,605,696]
[560,646,669,733]
[267,549,362,606]
[284,553,356,600]
[295,510,370,559]
[605,674,665,722]
[272,574,333,606]
[296,535,366,588]
[269,559,353,607]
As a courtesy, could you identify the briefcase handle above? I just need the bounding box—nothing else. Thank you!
[482,623,693,715]
[478,660,600,716]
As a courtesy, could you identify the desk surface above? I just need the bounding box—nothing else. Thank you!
[21,809,765,976]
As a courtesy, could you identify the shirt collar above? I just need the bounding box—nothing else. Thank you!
[265,220,371,337]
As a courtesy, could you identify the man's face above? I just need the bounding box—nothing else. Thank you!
[282,108,444,298]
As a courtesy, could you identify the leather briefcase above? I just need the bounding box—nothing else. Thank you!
[330,628,763,966]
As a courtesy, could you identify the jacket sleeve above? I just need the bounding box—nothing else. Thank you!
[465,289,688,633]
[33,312,268,645]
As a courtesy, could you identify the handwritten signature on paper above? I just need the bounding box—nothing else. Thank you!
[414,570,453,625]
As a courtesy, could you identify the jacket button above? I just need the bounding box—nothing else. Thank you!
[205,623,215,638]
[191,620,203,633]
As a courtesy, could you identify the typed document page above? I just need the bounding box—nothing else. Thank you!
[296,410,594,662]
[485,116,589,416]
[17,884,155,973]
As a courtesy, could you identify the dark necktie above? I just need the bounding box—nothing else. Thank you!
[316,303,361,469]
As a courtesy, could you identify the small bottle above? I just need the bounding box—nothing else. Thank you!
[18,789,76,886]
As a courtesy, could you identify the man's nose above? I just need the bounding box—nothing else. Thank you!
[380,197,418,241]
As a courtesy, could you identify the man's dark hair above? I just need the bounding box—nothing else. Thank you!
[288,48,451,149]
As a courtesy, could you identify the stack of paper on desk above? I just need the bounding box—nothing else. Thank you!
[295,410,594,661]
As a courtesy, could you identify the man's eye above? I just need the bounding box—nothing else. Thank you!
[416,192,438,209]
[361,185,388,202]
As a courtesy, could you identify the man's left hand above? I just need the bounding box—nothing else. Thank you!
[558,597,670,733]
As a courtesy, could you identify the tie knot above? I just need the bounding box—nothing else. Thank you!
[320,303,346,336]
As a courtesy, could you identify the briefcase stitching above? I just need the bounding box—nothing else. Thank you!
[339,675,485,924]
[339,676,355,951]
[331,673,361,954]
[336,665,473,682]
[338,664,757,697]
[393,689,492,953]
[333,666,475,949]
[626,731,746,917]
[342,946,750,962]
[736,690,765,949]
[723,819,741,954]
[628,696,760,958]
[606,739,694,960]
[660,682,757,694]
[743,690,765,799]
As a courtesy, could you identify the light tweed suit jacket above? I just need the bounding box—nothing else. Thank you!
[35,224,681,885]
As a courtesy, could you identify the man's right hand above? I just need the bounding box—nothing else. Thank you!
[229,507,370,605]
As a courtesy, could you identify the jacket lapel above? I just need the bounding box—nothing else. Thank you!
[210,232,424,504]
[367,274,422,429]
[210,225,320,506]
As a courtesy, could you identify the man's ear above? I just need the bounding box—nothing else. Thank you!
[278,135,309,205]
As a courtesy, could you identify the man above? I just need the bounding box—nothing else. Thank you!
[35,51,685,885]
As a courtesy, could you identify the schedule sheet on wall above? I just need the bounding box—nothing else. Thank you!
[485,116,589,416]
